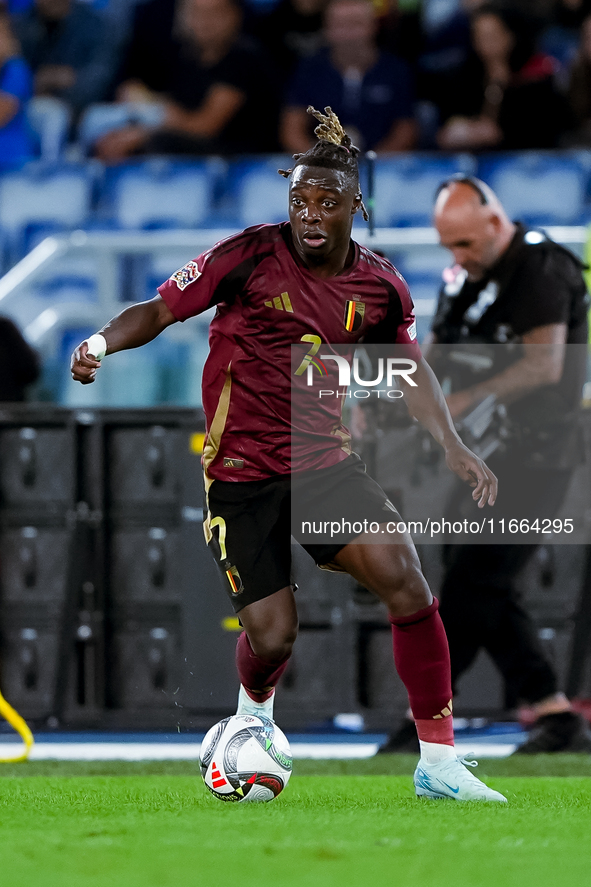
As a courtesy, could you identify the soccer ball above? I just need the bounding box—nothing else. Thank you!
[199,714,292,803]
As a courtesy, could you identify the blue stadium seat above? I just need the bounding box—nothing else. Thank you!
[101,159,222,229]
[477,153,588,225]
[0,163,95,257]
[26,97,71,162]
[373,154,476,227]
[78,102,165,156]
[223,156,294,228]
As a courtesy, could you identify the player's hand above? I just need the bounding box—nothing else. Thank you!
[70,341,101,385]
[444,440,497,507]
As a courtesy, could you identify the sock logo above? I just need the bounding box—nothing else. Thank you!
[433,699,453,719]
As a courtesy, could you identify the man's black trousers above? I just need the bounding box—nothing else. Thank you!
[438,462,573,709]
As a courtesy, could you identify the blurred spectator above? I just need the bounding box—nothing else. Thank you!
[0,316,40,401]
[539,0,591,72]
[0,9,35,166]
[554,0,591,29]
[417,0,480,88]
[115,0,180,100]
[563,13,591,145]
[96,0,280,159]
[11,0,116,115]
[377,0,423,67]
[255,0,327,85]
[281,0,417,153]
[436,3,570,151]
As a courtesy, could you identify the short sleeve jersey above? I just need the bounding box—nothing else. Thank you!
[158,222,419,482]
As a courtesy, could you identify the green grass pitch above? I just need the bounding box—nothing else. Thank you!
[0,757,590,887]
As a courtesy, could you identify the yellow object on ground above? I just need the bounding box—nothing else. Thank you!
[0,689,34,762]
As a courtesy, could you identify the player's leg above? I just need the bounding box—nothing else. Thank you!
[378,542,482,754]
[206,476,296,719]
[334,531,454,751]
[235,586,298,718]
[335,531,506,801]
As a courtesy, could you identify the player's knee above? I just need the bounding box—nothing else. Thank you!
[380,558,430,614]
[250,622,298,663]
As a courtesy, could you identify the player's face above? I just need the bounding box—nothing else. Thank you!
[289,166,361,269]
[435,208,502,281]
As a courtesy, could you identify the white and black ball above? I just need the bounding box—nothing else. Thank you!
[200,714,292,803]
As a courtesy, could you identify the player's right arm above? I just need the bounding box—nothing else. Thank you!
[70,295,176,384]
[72,226,276,384]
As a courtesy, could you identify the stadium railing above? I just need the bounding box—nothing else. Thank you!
[0,225,587,407]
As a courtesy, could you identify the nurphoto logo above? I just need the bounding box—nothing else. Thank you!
[303,354,418,399]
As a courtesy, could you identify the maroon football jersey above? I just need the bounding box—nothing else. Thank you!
[158,223,420,482]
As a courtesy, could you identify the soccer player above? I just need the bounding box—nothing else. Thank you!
[71,107,506,802]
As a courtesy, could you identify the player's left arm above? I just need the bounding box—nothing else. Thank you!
[445,323,567,419]
[401,357,497,507]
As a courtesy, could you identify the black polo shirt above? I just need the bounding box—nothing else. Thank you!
[431,224,589,468]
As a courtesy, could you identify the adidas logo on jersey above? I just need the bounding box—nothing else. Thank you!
[265,292,293,313]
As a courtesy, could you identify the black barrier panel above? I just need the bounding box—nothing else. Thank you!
[0,426,75,509]
[0,620,60,719]
[0,527,71,610]
[275,623,357,720]
[108,614,182,709]
[291,543,356,623]
[107,426,189,506]
[357,627,411,716]
[108,527,183,603]
[276,628,340,714]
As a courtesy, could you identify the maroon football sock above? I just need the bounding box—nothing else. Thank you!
[235,632,290,702]
[389,598,454,745]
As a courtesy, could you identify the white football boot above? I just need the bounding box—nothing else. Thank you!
[236,684,275,721]
[414,755,507,802]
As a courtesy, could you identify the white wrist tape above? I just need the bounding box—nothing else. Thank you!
[85,334,107,361]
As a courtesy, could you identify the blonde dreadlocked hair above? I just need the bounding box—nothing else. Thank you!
[278,106,369,222]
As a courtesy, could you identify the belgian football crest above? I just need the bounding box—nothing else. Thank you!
[344,300,365,332]
[225,565,244,596]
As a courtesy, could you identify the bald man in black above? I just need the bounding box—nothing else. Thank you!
[381,176,591,755]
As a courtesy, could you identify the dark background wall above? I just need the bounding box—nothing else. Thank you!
[0,406,589,732]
